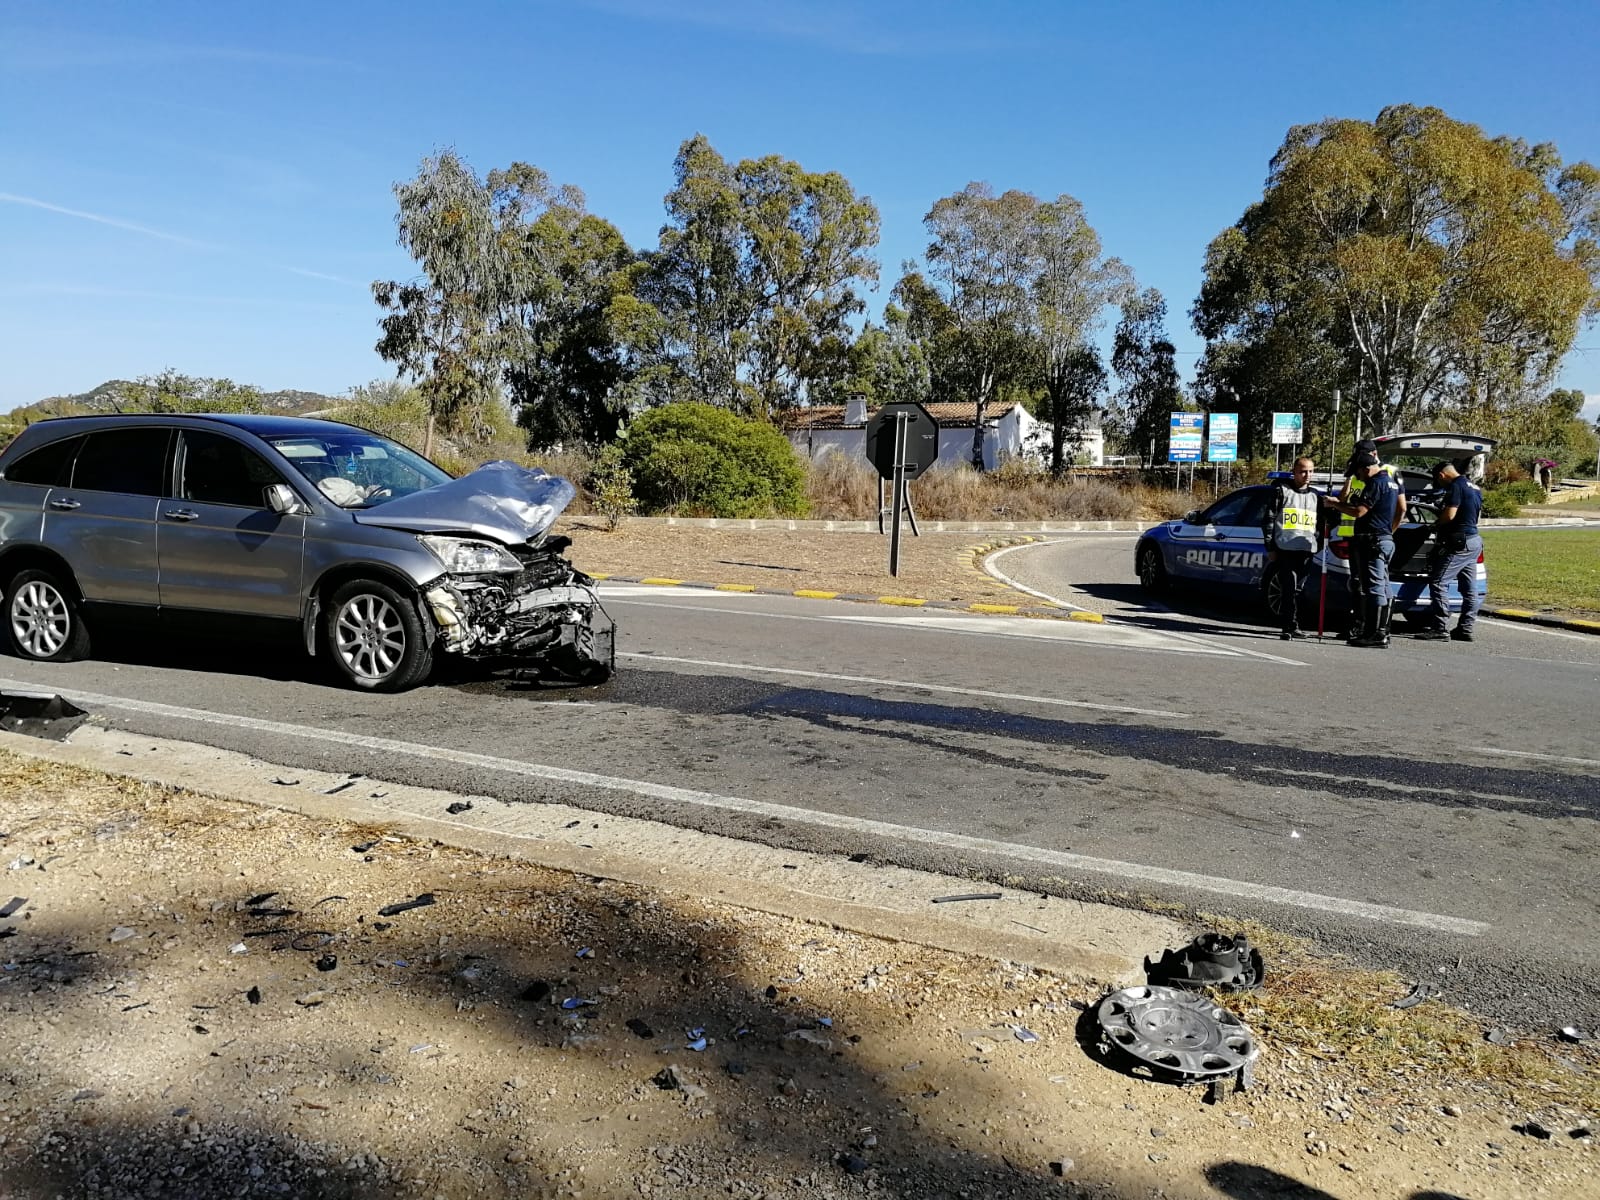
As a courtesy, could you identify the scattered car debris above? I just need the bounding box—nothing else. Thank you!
[1391,981,1442,1010]
[575,947,593,959]
[8,855,36,870]
[1093,985,1260,1086]
[686,1036,708,1052]
[0,896,26,919]
[625,1018,655,1039]
[1012,1025,1040,1044]
[243,892,278,906]
[121,1002,148,1012]
[314,954,338,973]
[0,692,88,741]
[838,1153,870,1175]
[246,987,261,1005]
[520,981,551,1003]
[377,893,436,917]
[108,926,137,943]
[1144,932,1264,992]
[324,780,357,795]
[72,1088,104,1102]
[294,990,330,1007]
[351,840,378,854]
[560,997,596,1010]
[290,932,335,951]
[930,892,1003,904]
[445,801,473,815]
[653,1064,688,1091]
[1558,1025,1591,1043]
[312,895,347,908]
[1513,1120,1555,1140]
[270,777,300,787]
[228,942,247,955]
[1485,1027,1510,1045]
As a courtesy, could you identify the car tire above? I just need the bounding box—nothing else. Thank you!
[1261,562,1287,620]
[1136,542,1169,593]
[324,579,433,692]
[3,567,91,663]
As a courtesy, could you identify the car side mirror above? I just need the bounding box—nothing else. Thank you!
[265,483,309,515]
[1182,509,1199,524]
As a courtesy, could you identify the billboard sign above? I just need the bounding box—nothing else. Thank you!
[1271,412,1304,444]
[1168,412,1203,463]
[1207,412,1238,463]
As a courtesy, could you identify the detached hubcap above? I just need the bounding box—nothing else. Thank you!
[11,580,69,657]
[335,594,405,681]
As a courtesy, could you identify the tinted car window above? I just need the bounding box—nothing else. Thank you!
[1200,490,1260,526]
[5,435,83,486]
[71,428,171,496]
[180,430,285,508]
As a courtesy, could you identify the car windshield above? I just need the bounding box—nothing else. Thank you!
[265,431,452,508]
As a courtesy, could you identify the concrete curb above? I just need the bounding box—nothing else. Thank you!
[0,726,1179,985]
[1481,607,1600,635]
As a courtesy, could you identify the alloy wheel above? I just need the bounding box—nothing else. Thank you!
[10,579,70,658]
[334,593,406,682]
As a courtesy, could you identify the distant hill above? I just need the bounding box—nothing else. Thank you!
[3,381,343,425]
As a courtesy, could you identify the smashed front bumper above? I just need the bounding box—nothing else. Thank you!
[423,564,614,682]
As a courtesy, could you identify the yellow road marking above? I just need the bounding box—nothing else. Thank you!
[877,596,927,607]
[793,589,839,599]
[968,603,1020,614]
[639,577,684,586]
[715,583,756,592]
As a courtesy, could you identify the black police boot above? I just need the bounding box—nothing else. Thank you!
[1344,608,1364,642]
[1351,599,1389,647]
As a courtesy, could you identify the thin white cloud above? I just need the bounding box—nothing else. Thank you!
[578,0,1024,56]
[0,33,354,72]
[3,193,365,288]
[284,266,364,288]
[0,192,218,250]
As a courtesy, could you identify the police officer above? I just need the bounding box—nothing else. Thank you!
[1414,459,1484,642]
[1331,449,1401,648]
[1263,455,1321,639]
[1336,440,1406,640]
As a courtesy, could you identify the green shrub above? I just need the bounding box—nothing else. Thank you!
[1499,479,1547,505]
[586,442,638,530]
[624,403,807,518]
[1481,488,1522,519]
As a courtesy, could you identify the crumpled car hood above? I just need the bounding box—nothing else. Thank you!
[352,460,576,545]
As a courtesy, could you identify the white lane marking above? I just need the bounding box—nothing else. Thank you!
[0,676,1487,937]
[1480,747,1600,768]
[1479,618,1591,643]
[983,539,1307,667]
[619,652,1190,719]
[607,597,1243,657]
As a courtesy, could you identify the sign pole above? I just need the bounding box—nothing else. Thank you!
[889,413,908,577]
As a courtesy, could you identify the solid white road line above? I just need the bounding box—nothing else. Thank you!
[2,676,1487,937]
[983,539,1308,667]
[619,652,1190,719]
[1479,746,1600,768]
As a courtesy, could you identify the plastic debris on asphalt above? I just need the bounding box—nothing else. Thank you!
[561,997,596,1010]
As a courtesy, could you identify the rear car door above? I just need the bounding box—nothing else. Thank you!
[157,429,306,619]
[42,427,170,607]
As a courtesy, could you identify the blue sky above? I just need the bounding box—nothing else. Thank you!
[3,0,1598,421]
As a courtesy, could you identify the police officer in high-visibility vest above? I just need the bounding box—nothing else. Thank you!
[1262,455,1322,640]
[1336,440,1406,640]
[1331,449,1402,648]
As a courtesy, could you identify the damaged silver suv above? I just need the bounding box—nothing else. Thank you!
[0,414,613,691]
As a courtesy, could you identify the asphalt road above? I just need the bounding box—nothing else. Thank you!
[1,542,1597,1031]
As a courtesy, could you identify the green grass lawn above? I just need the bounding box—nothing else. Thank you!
[1481,528,1600,614]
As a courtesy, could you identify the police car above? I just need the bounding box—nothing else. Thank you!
[1133,432,1492,629]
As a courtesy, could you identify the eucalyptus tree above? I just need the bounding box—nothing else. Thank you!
[917,183,1040,468]
[1031,195,1132,473]
[646,135,880,420]
[1194,105,1600,438]
[1109,289,1185,461]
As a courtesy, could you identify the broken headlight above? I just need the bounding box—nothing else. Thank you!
[417,534,522,575]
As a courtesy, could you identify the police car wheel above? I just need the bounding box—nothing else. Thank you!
[1137,543,1168,593]
[1261,564,1286,620]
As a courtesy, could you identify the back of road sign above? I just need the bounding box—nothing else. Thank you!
[865,402,940,479]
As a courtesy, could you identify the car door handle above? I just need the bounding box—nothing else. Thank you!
[48,497,81,510]
[163,508,200,522]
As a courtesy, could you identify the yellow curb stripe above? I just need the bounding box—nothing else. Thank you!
[638,577,684,586]
[588,572,611,580]
[1568,619,1600,631]
[714,583,756,592]
[793,589,839,599]
[1496,608,1537,617]
[1068,611,1105,623]
[876,596,927,607]
[967,603,1020,614]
